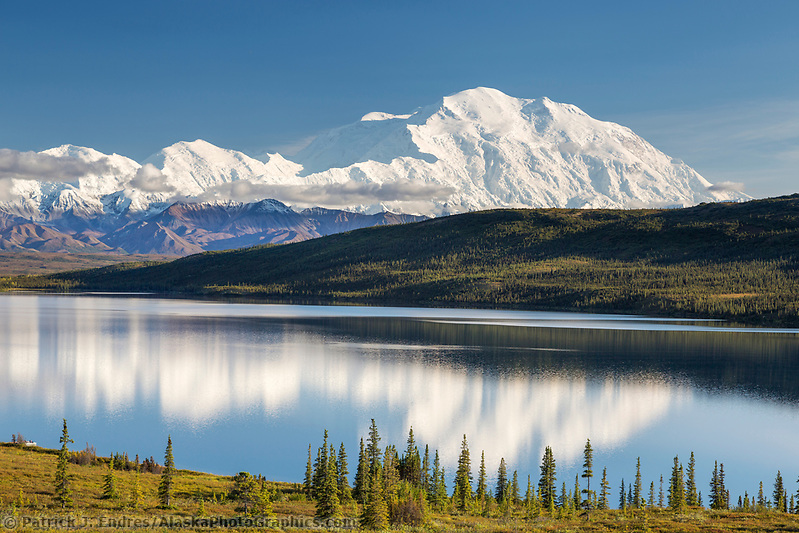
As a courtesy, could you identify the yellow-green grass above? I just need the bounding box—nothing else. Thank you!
[0,444,310,518]
[4,444,799,531]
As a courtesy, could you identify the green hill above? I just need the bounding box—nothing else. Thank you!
[4,195,799,326]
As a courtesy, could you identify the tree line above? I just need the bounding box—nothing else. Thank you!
[304,420,799,528]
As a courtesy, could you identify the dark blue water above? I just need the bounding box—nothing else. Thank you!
[2,293,798,506]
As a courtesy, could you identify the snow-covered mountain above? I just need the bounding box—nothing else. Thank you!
[0,87,749,254]
[294,87,747,213]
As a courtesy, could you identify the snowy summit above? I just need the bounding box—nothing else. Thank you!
[0,88,747,220]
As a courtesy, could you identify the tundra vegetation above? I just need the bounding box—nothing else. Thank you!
[3,419,799,532]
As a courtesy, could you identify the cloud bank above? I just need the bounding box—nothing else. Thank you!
[195,179,455,207]
[0,148,110,182]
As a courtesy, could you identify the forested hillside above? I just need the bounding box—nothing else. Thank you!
[4,195,799,326]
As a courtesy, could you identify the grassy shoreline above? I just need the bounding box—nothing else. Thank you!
[3,444,799,532]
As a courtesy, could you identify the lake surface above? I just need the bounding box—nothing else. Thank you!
[2,293,799,505]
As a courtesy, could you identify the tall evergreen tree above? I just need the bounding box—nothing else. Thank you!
[383,445,400,498]
[668,456,685,511]
[496,458,508,504]
[337,443,353,503]
[54,419,73,509]
[452,435,473,512]
[598,467,610,510]
[476,451,487,501]
[757,480,766,510]
[304,444,314,498]
[659,475,664,508]
[158,435,175,508]
[572,474,580,509]
[315,444,342,520]
[353,438,368,504]
[429,450,442,504]
[774,471,786,513]
[511,470,520,505]
[421,445,430,493]
[538,446,557,513]
[312,430,329,500]
[401,427,421,486]
[360,465,388,529]
[709,460,727,510]
[581,439,594,510]
[619,479,626,510]
[633,457,642,508]
[649,481,655,509]
[366,420,381,470]
[685,451,699,506]
[436,466,448,509]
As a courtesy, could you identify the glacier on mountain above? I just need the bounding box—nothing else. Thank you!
[0,87,748,220]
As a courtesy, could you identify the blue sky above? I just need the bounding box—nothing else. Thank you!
[1,0,797,198]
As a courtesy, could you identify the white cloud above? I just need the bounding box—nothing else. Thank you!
[0,148,110,181]
[193,179,454,207]
[707,181,746,193]
[129,163,177,193]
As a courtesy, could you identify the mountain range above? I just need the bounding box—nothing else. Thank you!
[0,87,748,255]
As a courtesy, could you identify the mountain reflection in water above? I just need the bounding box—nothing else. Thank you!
[1,294,798,498]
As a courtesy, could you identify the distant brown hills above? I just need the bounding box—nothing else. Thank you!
[0,199,426,256]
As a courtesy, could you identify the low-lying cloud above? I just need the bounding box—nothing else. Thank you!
[194,179,455,207]
[129,164,177,193]
[707,181,746,193]
[0,148,110,182]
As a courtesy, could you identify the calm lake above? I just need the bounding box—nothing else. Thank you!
[2,293,799,504]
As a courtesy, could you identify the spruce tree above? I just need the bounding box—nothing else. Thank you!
[315,445,342,520]
[421,445,430,493]
[774,470,786,513]
[598,467,609,510]
[511,470,520,505]
[429,450,442,504]
[496,457,508,504]
[633,457,642,508]
[581,439,594,510]
[54,419,73,509]
[157,435,175,508]
[538,446,557,513]
[337,442,353,503]
[232,472,260,514]
[649,481,655,509]
[102,462,118,500]
[382,445,400,498]
[452,434,473,512]
[659,475,664,508]
[312,430,329,500]
[366,419,381,469]
[476,451,487,501]
[685,451,698,506]
[360,465,387,529]
[130,467,142,509]
[572,474,580,509]
[668,456,685,511]
[758,481,766,511]
[619,479,626,510]
[304,444,313,498]
[401,427,421,486]
[718,463,728,510]
[353,438,368,504]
